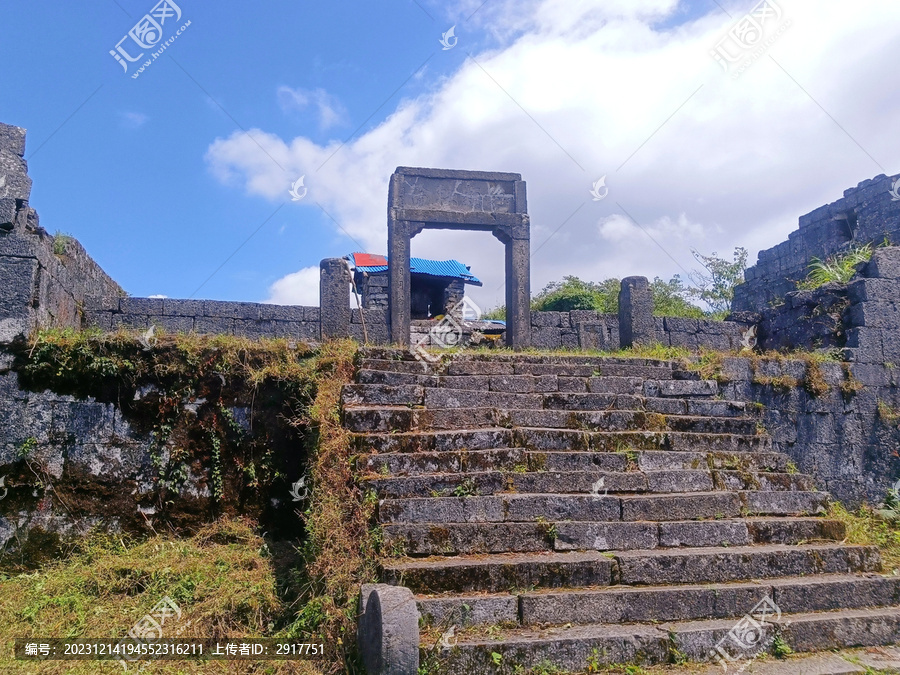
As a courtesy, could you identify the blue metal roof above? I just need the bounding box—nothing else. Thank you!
[347,253,482,286]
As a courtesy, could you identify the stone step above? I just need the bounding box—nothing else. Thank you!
[416,573,900,628]
[620,490,827,521]
[352,428,774,454]
[341,383,425,406]
[378,491,827,524]
[430,606,900,674]
[358,449,792,476]
[384,517,845,556]
[344,406,760,434]
[362,468,812,499]
[614,544,880,585]
[381,550,615,594]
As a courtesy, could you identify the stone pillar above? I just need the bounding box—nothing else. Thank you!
[320,258,351,340]
[506,230,531,348]
[387,218,412,346]
[618,276,655,348]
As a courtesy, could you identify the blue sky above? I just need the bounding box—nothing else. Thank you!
[2,0,898,310]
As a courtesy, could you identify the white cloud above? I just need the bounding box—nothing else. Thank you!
[119,111,148,129]
[265,266,320,305]
[277,86,348,130]
[207,0,900,310]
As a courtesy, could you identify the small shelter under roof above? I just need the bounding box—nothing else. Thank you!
[346,252,482,319]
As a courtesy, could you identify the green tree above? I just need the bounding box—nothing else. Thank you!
[531,276,619,313]
[650,275,704,318]
[688,247,749,317]
[485,272,713,320]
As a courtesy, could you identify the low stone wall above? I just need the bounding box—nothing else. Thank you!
[530,311,747,352]
[83,297,322,341]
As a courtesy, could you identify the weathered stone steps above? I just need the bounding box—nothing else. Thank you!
[430,607,900,674]
[350,350,895,673]
[343,406,757,434]
[378,490,828,524]
[416,573,900,627]
[384,517,844,556]
[352,427,774,454]
[362,469,813,499]
[358,449,792,476]
[350,372,721,397]
[382,544,879,594]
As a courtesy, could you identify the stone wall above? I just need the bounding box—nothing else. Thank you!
[712,355,899,507]
[753,247,900,366]
[0,340,314,563]
[733,173,900,312]
[0,123,124,342]
[529,311,748,352]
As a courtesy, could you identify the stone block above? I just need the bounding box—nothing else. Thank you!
[83,295,121,312]
[847,301,900,328]
[194,316,234,335]
[560,329,579,349]
[202,300,261,320]
[531,311,562,327]
[866,247,900,279]
[531,327,562,350]
[0,199,15,229]
[119,297,164,315]
[146,315,191,333]
[258,304,305,322]
[162,299,205,316]
[0,152,31,200]
[568,310,601,328]
[847,278,900,304]
[0,123,26,157]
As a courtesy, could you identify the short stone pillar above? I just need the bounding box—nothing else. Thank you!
[618,276,655,348]
[320,258,351,340]
[358,584,419,675]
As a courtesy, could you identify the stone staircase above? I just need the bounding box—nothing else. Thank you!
[346,349,900,674]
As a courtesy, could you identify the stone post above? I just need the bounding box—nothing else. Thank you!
[358,584,419,675]
[320,258,351,340]
[618,276,655,348]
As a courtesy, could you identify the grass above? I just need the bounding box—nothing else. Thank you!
[0,518,322,674]
[797,243,875,290]
[828,502,900,573]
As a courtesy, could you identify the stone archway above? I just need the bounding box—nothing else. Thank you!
[387,167,531,348]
